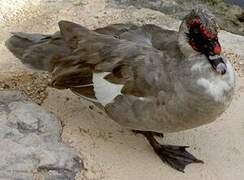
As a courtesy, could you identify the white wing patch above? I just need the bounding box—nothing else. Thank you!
[92,72,124,106]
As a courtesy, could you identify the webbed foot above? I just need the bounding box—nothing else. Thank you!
[134,130,203,172]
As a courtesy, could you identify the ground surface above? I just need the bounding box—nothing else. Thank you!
[0,0,244,179]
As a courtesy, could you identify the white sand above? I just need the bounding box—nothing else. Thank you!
[0,0,244,179]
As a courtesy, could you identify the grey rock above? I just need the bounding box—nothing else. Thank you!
[0,91,82,180]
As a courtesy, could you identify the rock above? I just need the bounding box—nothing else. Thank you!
[109,0,244,36]
[0,90,82,180]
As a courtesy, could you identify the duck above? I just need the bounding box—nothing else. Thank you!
[5,5,235,172]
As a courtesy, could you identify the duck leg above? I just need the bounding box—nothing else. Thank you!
[133,130,203,172]
[133,130,164,138]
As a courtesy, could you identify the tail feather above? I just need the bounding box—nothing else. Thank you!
[5,32,71,71]
[5,33,36,59]
[11,32,50,43]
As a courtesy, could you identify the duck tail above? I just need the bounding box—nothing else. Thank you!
[5,32,48,59]
[5,31,71,71]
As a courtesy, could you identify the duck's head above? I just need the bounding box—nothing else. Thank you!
[178,5,227,75]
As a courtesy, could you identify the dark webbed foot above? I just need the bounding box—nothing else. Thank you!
[133,130,203,172]
[152,144,203,172]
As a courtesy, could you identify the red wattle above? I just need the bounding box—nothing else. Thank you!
[214,45,221,55]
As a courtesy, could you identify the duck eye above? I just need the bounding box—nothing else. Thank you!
[194,28,199,34]
[203,44,208,48]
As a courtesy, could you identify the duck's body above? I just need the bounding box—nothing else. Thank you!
[5,6,235,172]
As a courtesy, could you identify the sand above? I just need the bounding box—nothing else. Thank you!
[0,0,244,179]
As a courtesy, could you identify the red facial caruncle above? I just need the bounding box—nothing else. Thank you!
[188,18,213,39]
[187,17,222,55]
[200,25,212,39]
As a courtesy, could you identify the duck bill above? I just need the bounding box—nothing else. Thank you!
[208,55,227,75]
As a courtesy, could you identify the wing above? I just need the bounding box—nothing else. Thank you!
[51,21,170,105]
[94,23,138,37]
[94,23,179,55]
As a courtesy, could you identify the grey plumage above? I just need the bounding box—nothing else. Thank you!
[5,6,236,172]
[5,14,235,132]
